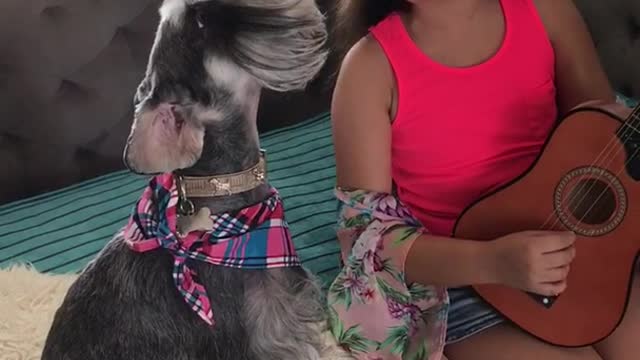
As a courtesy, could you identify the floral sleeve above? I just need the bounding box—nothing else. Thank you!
[327,188,449,360]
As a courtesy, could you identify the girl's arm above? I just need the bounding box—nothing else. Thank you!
[534,0,616,115]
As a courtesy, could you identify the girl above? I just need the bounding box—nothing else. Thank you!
[327,0,639,359]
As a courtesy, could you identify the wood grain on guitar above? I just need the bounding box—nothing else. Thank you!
[453,102,640,347]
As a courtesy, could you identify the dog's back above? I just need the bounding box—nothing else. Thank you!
[42,234,326,360]
[41,235,247,359]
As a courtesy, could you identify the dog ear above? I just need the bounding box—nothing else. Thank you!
[195,0,329,92]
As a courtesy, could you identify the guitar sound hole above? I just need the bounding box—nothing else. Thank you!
[567,179,616,225]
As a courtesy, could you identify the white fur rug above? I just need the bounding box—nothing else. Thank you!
[0,265,352,360]
[0,264,77,360]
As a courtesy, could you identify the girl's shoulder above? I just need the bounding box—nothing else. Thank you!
[343,34,389,72]
[335,34,394,103]
[530,0,583,40]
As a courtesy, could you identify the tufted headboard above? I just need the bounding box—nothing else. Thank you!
[574,0,640,98]
[0,0,330,204]
[0,0,638,204]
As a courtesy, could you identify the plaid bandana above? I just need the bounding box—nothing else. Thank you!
[123,173,300,326]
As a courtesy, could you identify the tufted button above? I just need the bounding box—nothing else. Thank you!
[115,26,131,37]
[41,6,66,20]
[56,79,92,103]
[628,16,640,40]
[0,62,9,80]
[0,132,20,148]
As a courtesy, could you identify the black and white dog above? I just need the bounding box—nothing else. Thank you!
[41,0,349,359]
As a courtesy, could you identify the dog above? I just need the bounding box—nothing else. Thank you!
[41,0,350,359]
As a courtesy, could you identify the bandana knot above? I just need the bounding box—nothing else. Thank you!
[123,174,300,326]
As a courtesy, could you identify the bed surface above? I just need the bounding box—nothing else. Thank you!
[0,113,342,285]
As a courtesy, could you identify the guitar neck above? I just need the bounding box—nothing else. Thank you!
[616,103,640,138]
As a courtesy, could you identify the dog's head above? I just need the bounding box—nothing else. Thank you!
[124,0,328,175]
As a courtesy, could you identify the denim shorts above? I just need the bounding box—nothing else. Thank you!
[445,286,505,344]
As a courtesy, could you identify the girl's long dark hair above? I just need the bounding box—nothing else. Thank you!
[328,0,409,83]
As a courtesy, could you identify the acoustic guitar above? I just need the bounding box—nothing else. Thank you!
[453,101,640,347]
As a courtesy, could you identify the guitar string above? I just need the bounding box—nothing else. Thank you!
[542,111,640,231]
[575,145,640,228]
[537,111,639,230]
[559,112,640,228]
[573,113,640,226]
[538,127,624,230]
[538,111,640,229]
[544,112,640,230]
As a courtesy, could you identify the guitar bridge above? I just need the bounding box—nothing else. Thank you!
[527,292,557,309]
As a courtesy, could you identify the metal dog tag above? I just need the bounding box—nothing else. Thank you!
[177,207,214,236]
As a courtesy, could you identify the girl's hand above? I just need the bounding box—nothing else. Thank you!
[487,230,577,296]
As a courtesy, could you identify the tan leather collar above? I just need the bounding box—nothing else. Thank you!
[176,152,267,199]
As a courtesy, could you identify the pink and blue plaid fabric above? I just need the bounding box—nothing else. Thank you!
[123,173,300,326]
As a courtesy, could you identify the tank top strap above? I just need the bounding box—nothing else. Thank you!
[510,0,554,50]
[498,0,555,75]
[368,13,417,82]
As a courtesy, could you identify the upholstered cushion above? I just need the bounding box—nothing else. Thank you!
[574,0,640,98]
[0,0,162,203]
[0,0,331,204]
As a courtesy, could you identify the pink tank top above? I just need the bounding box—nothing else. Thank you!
[370,0,557,236]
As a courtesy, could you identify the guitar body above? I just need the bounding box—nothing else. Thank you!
[453,103,640,347]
